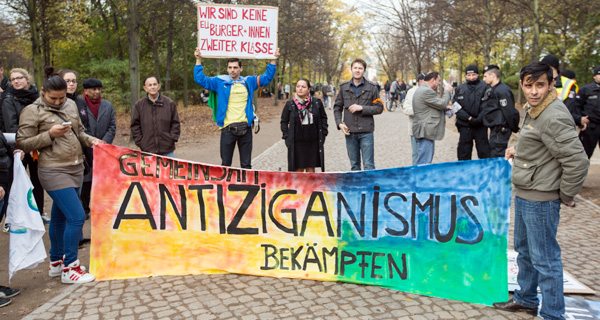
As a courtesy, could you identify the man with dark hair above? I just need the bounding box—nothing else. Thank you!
[541,55,585,129]
[334,58,383,170]
[80,78,116,219]
[131,76,181,157]
[412,71,453,165]
[194,47,280,169]
[454,65,490,160]
[576,66,600,158]
[495,61,589,320]
[481,65,519,157]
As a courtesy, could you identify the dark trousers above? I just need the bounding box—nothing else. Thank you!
[220,128,253,169]
[80,181,92,215]
[579,122,600,159]
[457,125,491,160]
[489,126,512,158]
[23,153,44,213]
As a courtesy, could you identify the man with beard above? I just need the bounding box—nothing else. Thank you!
[79,78,116,220]
[454,65,490,160]
[194,47,280,169]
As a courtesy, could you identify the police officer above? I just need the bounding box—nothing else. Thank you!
[560,69,584,128]
[577,65,600,158]
[541,55,585,129]
[453,64,490,160]
[482,65,520,157]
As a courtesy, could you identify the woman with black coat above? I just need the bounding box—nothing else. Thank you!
[1,68,48,226]
[280,78,328,172]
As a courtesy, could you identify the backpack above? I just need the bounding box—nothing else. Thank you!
[384,82,391,91]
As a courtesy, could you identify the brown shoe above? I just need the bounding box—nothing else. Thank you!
[493,299,538,315]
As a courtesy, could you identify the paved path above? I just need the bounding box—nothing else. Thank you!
[22,108,600,320]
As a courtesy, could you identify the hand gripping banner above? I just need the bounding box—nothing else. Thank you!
[90,144,510,305]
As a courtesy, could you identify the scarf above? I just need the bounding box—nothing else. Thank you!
[9,84,40,105]
[84,93,101,118]
[293,93,311,123]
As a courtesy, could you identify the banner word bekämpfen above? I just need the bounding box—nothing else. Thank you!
[90,144,510,306]
[197,4,278,59]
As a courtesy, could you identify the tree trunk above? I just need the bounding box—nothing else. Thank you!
[40,0,51,66]
[530,0,540,61]
[28,0,43,86]
[164,0,175,92]
[150,12,161,82]
[484,0,492,65]
[182,19,189,109]
[93,0,112,57]
[128,0,140,115]
[110,0,124,60]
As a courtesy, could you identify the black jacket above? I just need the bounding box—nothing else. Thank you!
[453,79,487,128]
[2,85,40,133]
[281,98,328,172]
[0,131,15,187]
[576,82,600,124]
[482,81,519,132]
[0,77,8,131]
[333,79,383,133]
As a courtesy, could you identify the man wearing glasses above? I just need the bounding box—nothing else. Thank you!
[79,78,116,219]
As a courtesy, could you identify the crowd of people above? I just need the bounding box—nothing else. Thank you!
[0,48,598,318]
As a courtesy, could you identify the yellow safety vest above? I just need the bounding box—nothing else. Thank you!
[556,76,578,101]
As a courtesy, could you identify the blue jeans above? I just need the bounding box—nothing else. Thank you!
[47,187,86,266]
[345,132,375,171]
[416,138,435,165]
[513,197,564,320]
[410,135,418,166]
[159,151,175,158]
[323,96,328,108]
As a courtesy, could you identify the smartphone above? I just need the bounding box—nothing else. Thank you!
[62,121,72,126]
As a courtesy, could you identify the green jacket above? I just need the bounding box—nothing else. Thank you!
[512,89,589,202]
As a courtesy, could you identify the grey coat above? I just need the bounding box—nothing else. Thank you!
[333,79,383,133]
[412,84,452,141]
[80,99,116,182]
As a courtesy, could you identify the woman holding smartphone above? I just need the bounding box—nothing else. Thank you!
[17,67,102,284]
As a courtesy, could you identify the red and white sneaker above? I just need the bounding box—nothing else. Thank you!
[61,260,95,284]
[49,259,63,277]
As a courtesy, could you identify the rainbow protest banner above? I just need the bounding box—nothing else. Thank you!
[90,144,510,305]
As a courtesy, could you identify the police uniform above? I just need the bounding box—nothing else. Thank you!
[453,65,490,160]
[577,66,600,158]
[557,70,581,126]
[481,66,519,158]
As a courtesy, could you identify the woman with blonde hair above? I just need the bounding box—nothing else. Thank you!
[1,68,48,230]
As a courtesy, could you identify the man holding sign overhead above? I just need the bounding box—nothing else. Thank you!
[193,47,279,169]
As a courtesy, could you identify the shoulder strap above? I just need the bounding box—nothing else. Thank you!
[36,103,80,139]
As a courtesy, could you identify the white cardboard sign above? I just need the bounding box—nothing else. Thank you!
[197,4,278,59]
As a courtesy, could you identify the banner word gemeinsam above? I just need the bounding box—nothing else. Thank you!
[90,144,510,306]
[196,4,278,59]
